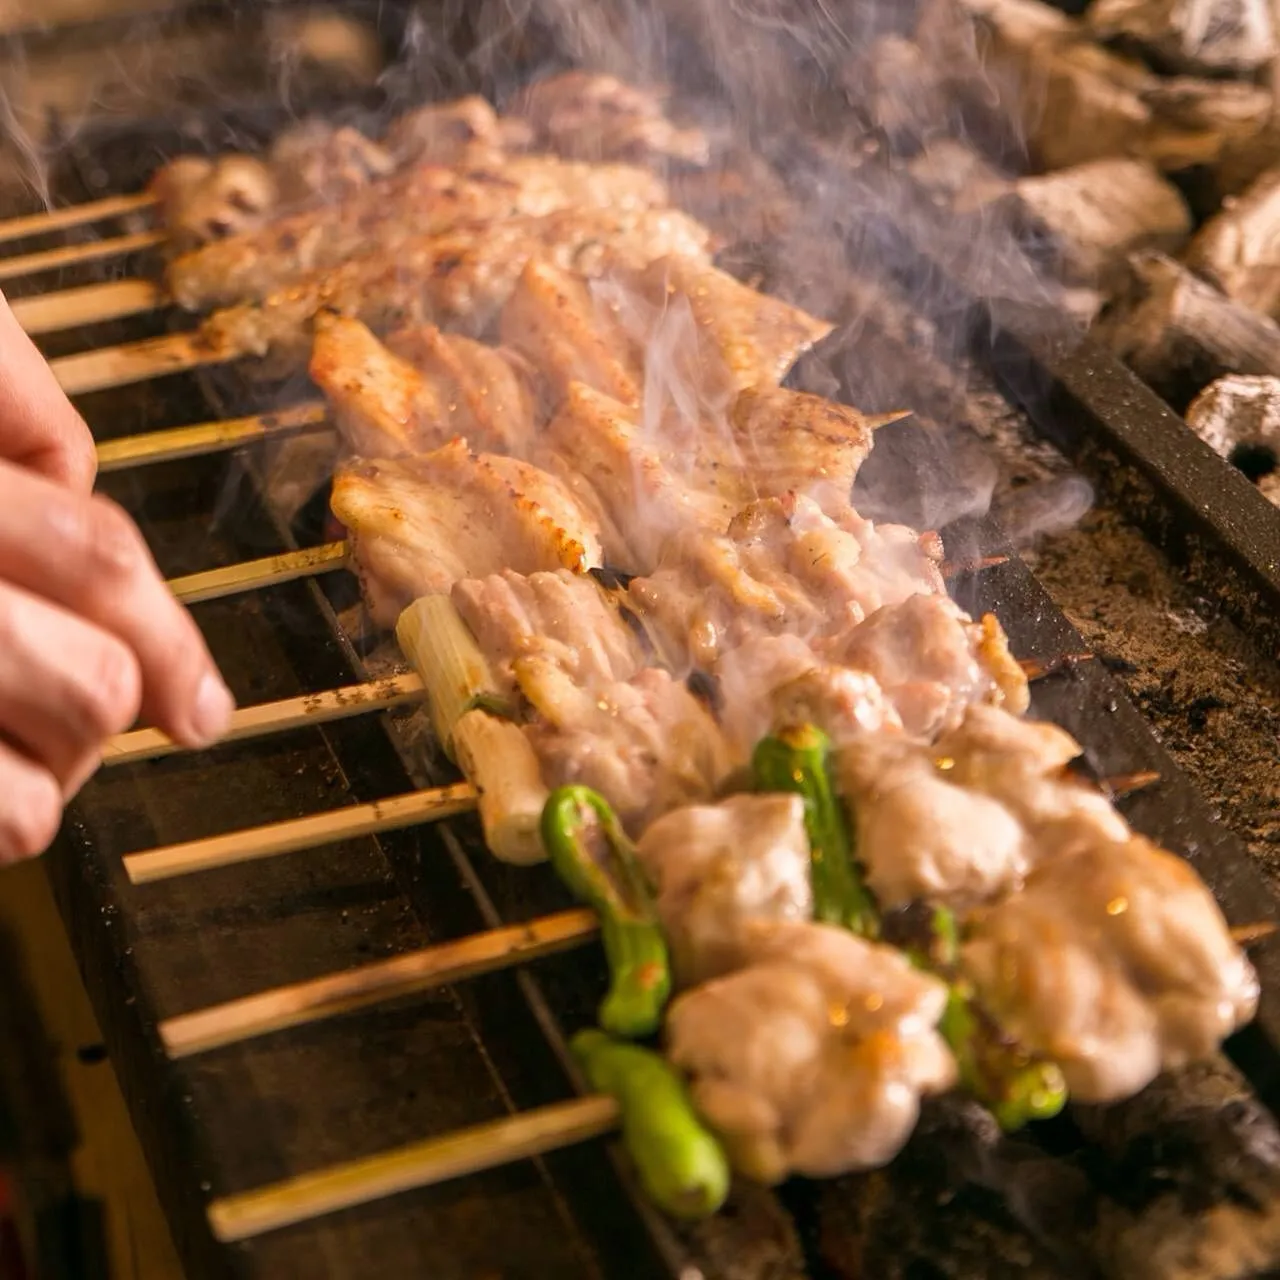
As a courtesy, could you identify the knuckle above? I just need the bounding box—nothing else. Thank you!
[0,771,61,861]
[71,636,142,738]
[85,497,146,581]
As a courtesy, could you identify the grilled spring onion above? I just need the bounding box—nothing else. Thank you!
[542,786,672,1038]
[573,1029,730,1221]
[751,723,879,938]
[397,595,546,865]
[752,725,1067,1132]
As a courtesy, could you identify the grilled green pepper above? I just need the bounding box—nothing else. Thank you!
[751,724,879,939]
[573,1029,730,1220]
[541,786,671,1038]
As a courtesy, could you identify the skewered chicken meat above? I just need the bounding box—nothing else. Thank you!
[510,71,712,166]
[961,836,1261,1102]
[627,492,945,671]
[634,794,815,987]
[309,314,539,457]
[665,920,957,1183]
[382,95,533,167]
[201,206,714,361]
[168,155,671,311]
[329,441,603,627]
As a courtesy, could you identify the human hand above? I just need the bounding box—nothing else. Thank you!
[0,291,234,863]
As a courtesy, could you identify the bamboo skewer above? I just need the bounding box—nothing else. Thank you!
[207,1094,621,1243]
[51,331,224,398]
[168,542,349,604]
[104,674,425,766]
[96,401,329,472]
[0,193,156,248]
[0,229,164,284]
[123,784,478,885]
[161,908,598,1058]
[12,278,164,337]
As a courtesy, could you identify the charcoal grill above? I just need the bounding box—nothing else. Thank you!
[7,2,1280,1277]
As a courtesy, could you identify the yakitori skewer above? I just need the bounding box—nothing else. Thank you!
[96,401,328,472]
[206,1095,622,1243]
[12,278,164,337]
[167,542,348,605]
[0,192,156,248]
[103,674,424,766]
[160,907,598,1057]
[122,783,478,884]
[51,331,223,399]
[0,229,164,284]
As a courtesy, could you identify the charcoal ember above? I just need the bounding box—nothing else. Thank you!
[1086,0,1277,76]
[1074,1058,1280,1279]
[930,0,1272,172]
[674,1182,807,1280]
[1186,168,1280,322]
[906,138,1015,207]
[1008,157,1191,291]
[1185,374,1280,462]
[807,1098,1096,1278]
[1095,252,1280,408]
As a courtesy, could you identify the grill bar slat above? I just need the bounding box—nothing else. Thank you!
[206,1094,623,1245]
[122,783,478,884]
[12,278,164,336]
[103,674,424,765]
[160,907,599,1058]
[96,401,328,472]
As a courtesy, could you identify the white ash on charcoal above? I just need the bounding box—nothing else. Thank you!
[1185,372,1280,460]
[1186,166,1280,322]
[1095,252,1280,406]
[926,0,1273,171]
[1085,0,1277,76]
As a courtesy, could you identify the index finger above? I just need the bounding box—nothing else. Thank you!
[0,289,97,491]
[0,459,233,747]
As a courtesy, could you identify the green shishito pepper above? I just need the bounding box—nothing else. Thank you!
[541,786,672,1039]
[752,726,1067,1132]
[751,723,880,939]
[573,1029,730,1220]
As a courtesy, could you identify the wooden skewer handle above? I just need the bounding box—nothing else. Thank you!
[0,229,163,284]
[168,542,349,604]
[161,908,598,1058]
[12,279,164,337]
[52,332,221,398]
[207,1095,621,1243]
[103,675,424,766]
[123,784,477,885]
[0,192,156,247]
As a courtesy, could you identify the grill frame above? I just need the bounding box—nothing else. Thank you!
[7,10,1280,1277]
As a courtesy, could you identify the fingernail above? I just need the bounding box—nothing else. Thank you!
[191,671,235,745]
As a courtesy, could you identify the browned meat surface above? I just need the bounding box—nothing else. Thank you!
[511,71,712,166]
[330,441,603,628]
[168,154,671,310]
[201,206,714,362]
[309,314,539,457]
[382,95,532,166]
[666,921,956,1183]
[961,836,1260,1102]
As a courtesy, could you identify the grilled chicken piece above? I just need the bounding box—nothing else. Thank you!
[169,154,671,311]
[826,594,1030,736]
[666,921,956,1183]
[511,71,712,166]
[201,206,714,362]
[330,440,603,628]
[635,794,815,987]
[522,662,733,828]
[961,836,1260,1103]
[628,493,944,671]
[382,95,532,166]
[309,314,538,457]
[451,569,646,696]
[499,255,834,410]
[267,122,396,206]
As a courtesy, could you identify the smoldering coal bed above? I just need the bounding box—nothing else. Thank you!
[7,2,1280,1279]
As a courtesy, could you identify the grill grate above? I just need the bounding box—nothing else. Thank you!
[7,13,1280,1280]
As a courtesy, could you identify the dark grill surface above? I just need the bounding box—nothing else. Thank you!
[8,3,1280,1278]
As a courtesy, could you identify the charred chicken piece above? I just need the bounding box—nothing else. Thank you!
[382,95,532,167]
[168,155,670,311]
[665,920,957,1184]
[330,440,603,628]
[960,835,1261,1103]
[309,314,539,457]
[201,206,714,362]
